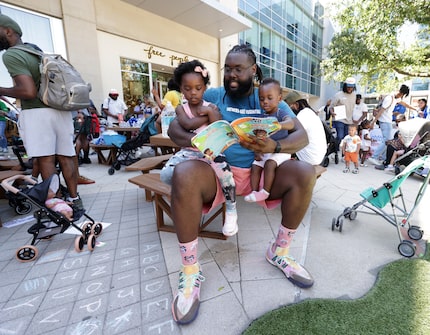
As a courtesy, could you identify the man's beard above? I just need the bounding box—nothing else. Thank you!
[224,76,254,99]
[0,36,11,51]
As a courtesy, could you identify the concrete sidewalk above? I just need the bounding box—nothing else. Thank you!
[0,154,428,335]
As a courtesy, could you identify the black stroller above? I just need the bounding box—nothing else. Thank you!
[1,174,103,262]
[321,121,339,167]
[108,113,159,175]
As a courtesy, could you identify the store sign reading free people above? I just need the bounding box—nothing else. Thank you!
[143,45,189,66]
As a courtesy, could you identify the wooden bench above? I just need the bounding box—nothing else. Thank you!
[125,154,173,174]
[129,173,227,240]
[89,144,118,165]
[314,165,327,179]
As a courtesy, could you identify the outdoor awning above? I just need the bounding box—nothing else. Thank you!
[122,0,252,38]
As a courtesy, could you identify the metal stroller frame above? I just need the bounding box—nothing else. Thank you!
[331,155,429,258]
[321,121,339,167]
[1,174,103,262]
[108,113,159,175]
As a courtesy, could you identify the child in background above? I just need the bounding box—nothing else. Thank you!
[359,119,372,166]
[342,125,361,174]
[384,131,406,172]
[159,60,238,237]
[244,78,294,202]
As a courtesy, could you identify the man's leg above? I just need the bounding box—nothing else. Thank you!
[56,155,78,198]
[37,155,58,180]
[170,160,218,324]
[266,160,316,288]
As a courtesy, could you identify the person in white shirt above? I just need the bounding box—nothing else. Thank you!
[368,84,416,165]
[352,94,368,125]
[285,90,327,165]
[102,88,128,125]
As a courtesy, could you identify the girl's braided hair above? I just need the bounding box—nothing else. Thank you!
[227,44,263,84]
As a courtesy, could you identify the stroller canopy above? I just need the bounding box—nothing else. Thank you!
[398,118,430,148]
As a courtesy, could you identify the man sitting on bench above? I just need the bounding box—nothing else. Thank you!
[167,45,317,325]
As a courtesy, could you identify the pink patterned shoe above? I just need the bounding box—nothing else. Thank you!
[172,263,205,324]
[265,242,314,288]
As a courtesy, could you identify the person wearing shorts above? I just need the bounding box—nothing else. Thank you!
[0,14,83,215]
[167,44,316,324]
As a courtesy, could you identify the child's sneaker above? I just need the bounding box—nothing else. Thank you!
[343,167,350,173]
[244,189,269,202]
[222,211,238,236]
[352,168,359,174]
[384,165,395,172]
[265,242,314,288]
[172,263,205,324]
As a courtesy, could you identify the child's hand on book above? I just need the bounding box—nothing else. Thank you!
[281,117,295,131]
[239,136,277,154]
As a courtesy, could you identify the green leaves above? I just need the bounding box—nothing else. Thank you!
[321,0,430,91]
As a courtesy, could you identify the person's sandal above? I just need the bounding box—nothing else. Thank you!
[77,175,95,185]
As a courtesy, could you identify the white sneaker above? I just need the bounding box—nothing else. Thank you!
[2,148,8,153]
[384,165,395,172]
[222,212,238,237]
[368,157,382,165]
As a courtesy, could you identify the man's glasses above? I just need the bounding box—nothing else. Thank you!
[223,65,253,75]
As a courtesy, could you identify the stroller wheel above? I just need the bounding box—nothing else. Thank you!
[334,154,339,164]
[398,240,416,258]
[349,210,357,221]
[108,167,115,175]
[16,245,38,262]
[91,223,103,236]
[82,221,92,237]
[338,218,343,232]
[114,161,121,170]
[74,235,85,252]
[87,234,96,251]
[407,226,423,240]
[15,201,32,215]
[331,218,336,231]
[343,207,352,218]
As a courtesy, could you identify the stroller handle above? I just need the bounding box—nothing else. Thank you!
[1,174,37,194]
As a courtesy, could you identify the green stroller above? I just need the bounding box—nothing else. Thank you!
[332,155,429,257]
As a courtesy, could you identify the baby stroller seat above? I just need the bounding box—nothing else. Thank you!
[393,118,430,176]
[108,113,159,175]
[331,155,429,258]
[321,121,339,167]
[1,174,103,262]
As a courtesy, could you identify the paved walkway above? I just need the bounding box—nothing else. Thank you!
[0,153,428,335]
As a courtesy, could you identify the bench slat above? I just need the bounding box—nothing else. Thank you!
[125,154,173,173]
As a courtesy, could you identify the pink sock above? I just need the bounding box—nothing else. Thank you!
[273,226,296,253]
[179,238,198,266]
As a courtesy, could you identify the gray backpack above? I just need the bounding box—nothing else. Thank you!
[12,45,92,111]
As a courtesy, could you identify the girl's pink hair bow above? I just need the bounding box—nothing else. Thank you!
[194,66,208,78]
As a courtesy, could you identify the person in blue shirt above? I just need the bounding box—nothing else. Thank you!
[167,44,316,324]
[392,103,406,121]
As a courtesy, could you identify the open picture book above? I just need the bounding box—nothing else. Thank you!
[191,116,281,158]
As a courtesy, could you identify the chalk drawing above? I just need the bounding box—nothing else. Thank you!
[0,321,26,334]
[94,252,111,263]
[117,287,134,299]
[52,287,75,299]
[119,248,137,256]
[120,258,137,268]
[3,296,40,311]
[61,271,79,281]
[142,244,158,253]
[90,265,107,277]
[62,257,83,270]
[147,320,175,333]
[40,307,67,323]
[145,280,165,293]
[142,254,160,265]
[23,277,48,292]
[79,298,102,313]
[145,298,169,317]
[107,309,132,333]
[117,273,133,281]
[143,265,159,274]
[86,282,103,294]
[70,319,101,335]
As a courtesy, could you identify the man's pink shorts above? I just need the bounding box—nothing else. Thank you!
[202,166,281,214]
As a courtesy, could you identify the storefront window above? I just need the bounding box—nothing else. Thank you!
[120,57,150,107]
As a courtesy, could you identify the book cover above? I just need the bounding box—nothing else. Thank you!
[191,117,280,158]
